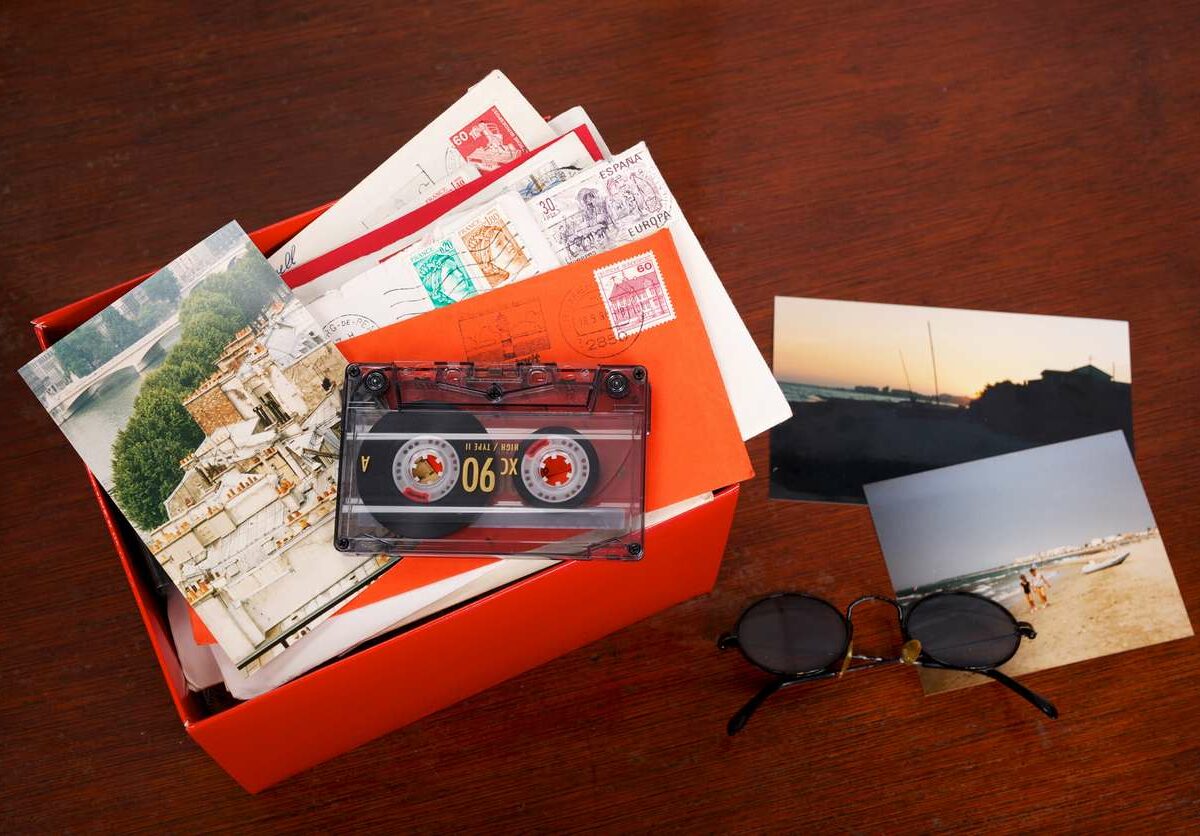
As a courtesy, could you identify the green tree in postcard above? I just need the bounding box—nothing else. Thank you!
[146,266,181,303]
[53,330,96,378]
[99,308,139,352]
[201,259,280,321]
[112,387,204,529]
[179,287,244,331]
[55,322,116,378]
[109,265,267,530]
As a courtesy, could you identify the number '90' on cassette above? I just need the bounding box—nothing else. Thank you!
[334,362,648,559]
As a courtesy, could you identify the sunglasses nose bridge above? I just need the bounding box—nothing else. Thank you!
[842,595,907,662]
[845,594,903,624]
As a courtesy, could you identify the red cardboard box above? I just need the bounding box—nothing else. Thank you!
[31,206,741,793]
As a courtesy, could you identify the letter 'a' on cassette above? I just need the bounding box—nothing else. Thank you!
[333,362,648,559]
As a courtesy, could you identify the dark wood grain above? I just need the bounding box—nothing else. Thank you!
[2,0,1197,830]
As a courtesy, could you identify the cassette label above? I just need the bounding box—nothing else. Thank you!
[334,362,648,559]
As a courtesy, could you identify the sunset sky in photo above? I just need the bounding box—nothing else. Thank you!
[773,297,1130,398]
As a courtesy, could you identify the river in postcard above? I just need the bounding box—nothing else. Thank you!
[57,329,181,490]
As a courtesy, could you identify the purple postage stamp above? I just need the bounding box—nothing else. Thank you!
[592,250,676,340]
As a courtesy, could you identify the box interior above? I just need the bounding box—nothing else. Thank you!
[30,204,734,737]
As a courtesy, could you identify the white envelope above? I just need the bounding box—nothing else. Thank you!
[666,219,790,440]
[290,129,598,307]
[270,70,553,273]
[548,106,615,159]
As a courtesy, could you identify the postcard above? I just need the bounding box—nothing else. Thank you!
[19,223,385,672]
[770,297,1133,503]
[865,431,1192,694]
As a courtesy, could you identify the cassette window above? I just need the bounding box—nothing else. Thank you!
[334,363,648,559]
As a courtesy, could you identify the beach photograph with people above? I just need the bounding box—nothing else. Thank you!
[865,431,1192,695]
[770,297,1133,503]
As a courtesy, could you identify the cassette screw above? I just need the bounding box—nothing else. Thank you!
[487,383,504,401]
[347,365,361,378]
[363,370,389,394]
[632,367,646,382]
[605,371,631,399]
[336,538,350,550]
[626,543,643,557]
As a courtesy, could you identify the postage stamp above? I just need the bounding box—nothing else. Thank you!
[528,143,674,265]
[459,207,531,288]
[452,106,526,171]
[592,250,676,340]
[411,240,479,307]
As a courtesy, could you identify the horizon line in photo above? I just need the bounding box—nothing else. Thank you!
[865,431,1154,591]
[773,296,1131,399]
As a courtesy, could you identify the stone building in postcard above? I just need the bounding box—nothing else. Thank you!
[147,299,379,669]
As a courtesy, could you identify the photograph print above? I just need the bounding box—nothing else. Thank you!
[865,431,1192,695]
[20,223,386,672]
[769,297,1133,503]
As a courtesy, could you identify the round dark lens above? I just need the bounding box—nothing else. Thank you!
[737,595,848,675]
[906,593,1020,669]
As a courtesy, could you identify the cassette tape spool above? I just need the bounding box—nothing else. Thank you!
[334,362,648,559]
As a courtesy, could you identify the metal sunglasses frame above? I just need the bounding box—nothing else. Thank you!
[718,591,1058,735]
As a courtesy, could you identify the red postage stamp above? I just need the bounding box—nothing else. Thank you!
[592,251,676,340]
[451,106,526,171]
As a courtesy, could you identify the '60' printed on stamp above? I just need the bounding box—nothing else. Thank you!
[452,106,526,171]
[593,251,676,340]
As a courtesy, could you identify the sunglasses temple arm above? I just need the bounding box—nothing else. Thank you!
[727,671,838,736]
[980,668,1059,719]
[727,677,788,736]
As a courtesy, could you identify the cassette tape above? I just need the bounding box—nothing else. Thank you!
[334,362,648,560]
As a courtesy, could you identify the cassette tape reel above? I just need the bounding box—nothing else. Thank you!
[334,363,648,559]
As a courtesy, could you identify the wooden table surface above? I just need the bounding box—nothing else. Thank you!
[2,1,1197,831]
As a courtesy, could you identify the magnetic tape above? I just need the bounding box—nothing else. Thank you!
[334,362,648,559]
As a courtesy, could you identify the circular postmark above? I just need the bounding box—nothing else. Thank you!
[322,313,378,342]
[558,280,641,359]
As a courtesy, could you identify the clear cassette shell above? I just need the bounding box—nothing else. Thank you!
[334,362,648,560]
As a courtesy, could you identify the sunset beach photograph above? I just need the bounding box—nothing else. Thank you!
[865,432,1192,695]
[770,297,1132,503]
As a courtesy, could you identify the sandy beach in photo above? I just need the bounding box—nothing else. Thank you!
[918,532,1193,694]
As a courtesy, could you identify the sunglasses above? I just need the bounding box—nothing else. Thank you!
[718,591,1058,735]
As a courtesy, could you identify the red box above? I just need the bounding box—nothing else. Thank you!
[31,207,741,793]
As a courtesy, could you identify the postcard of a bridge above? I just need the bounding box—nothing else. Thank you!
[20,222,385,672]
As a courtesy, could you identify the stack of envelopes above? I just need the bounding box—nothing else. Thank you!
[20,70,789,701]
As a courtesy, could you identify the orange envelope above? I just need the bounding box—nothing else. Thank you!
[339,228,754,512]
[191,230,751,646]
